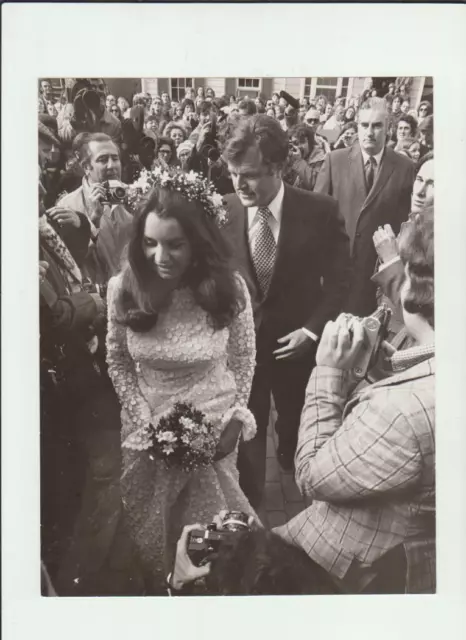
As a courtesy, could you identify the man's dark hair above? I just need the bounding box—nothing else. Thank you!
[157,135,175,154]
[223,114,289,170]
[288,123,315,155]
[205,528,339,595]
[180,98,195,113]
[198,100,213,116]
[398,206,434,328]
[416,150,434,172]
[238,99,257,116]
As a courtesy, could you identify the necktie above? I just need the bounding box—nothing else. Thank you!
[252,207,276,295]
[365,156,377,193]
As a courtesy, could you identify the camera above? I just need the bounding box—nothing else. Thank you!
[187,511,250,567]
[201,144,221,163]
[348,304,393,379]
[102,180,128,205]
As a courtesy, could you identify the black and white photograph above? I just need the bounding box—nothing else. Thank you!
[37,73,436,598]
[3,4,466,640]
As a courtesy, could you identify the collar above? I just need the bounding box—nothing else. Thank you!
[361,147,385,168]
[390,343,435,373]
[248,181,284,227]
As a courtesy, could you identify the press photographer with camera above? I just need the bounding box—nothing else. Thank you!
[56,133,133,285]
[283,124,327,191]
[165,511,339,596]
[275,208,435,594]
[57,79,122,146]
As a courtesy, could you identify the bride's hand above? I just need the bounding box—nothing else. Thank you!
[213,418,243,461]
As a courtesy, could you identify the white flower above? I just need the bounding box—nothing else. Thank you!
[186,171,198,183]
[163,444,175,455]
[211,192,223,208]
[156,430,177,443]
[180,416,197,431]
[181,434,191,445]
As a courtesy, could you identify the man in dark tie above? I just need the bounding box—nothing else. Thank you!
[315,97,415,317]
[222,115,351,508]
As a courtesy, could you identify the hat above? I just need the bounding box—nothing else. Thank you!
[176,140,195,158]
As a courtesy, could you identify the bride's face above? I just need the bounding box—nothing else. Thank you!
[143,212,192,281]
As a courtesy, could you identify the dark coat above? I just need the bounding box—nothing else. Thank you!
[314,143,414,316]
[222,183,351,361]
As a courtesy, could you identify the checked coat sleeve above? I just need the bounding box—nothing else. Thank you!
[294,366,423,501]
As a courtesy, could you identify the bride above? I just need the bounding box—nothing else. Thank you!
[106,168,257,592]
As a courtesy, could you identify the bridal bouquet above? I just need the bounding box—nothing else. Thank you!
[148,402,217,471]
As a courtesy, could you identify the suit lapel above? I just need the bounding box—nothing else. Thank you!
[362,146,396,212]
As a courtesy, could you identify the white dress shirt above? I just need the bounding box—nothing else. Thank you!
[247,181,318,342]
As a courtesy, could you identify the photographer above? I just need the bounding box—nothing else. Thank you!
[283,123,327,191]
[165,512,339,596]
[57,79,121,146]
[57,133,133,286]
[275,209,435,594]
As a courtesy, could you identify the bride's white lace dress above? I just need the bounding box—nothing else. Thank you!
[106,274,257,590]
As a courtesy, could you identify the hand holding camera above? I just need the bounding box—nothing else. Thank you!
[288,142,302,163]
[316,313,365,370]
[316,307,393,378]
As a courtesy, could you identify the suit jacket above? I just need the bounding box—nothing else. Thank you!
[276,351,435,593]
[314,143,414,316]
[222,184,351,361]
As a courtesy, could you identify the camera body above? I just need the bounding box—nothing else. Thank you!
[350,304,392,379]
[187,511,250,567]
[103,180,128,205]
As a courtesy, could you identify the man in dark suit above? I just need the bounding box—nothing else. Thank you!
[315,97,415,317]
[222,115,351,508]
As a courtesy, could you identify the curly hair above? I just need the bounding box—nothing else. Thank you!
[287,123,316,155]
[398,205,434,328]
[163,121,189,140]
[397,113,418,137]
[205,528,340,595]
[113,186,244,332]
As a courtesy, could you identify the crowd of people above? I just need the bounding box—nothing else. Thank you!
[39,77,435,597]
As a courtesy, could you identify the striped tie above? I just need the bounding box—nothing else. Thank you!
[252,207,276,294]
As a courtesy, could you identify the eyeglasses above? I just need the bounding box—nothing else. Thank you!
[306,118,320,125]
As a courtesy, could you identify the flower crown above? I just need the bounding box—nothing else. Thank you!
[127,167,228,227]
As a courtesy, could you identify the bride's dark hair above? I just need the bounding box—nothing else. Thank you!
[114,185,244,332]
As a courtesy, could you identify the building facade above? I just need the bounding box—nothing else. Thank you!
[43,77,432,110]
[140,76,432,109]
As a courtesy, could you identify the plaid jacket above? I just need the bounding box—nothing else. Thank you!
[275,348,435,593]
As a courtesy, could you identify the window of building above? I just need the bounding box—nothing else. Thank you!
[303,77,352,104]
[236,78,261,99]
[170,78,194,102]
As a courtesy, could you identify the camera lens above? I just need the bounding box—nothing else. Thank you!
[114,186,126,200]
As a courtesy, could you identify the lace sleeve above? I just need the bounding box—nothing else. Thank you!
[223,274,257,441]
[106,276,152,449]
